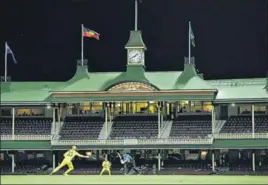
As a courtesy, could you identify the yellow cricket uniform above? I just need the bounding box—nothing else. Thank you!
[100,160,111,175]
[60,149,79,169]
[51,149,83,175]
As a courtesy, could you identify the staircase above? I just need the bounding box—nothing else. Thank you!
[215,120,226,133]
[160,121,173,138]
[98,122,113,139]
[51,121,64,140]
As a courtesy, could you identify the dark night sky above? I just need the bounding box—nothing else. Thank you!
[2,0,268,81]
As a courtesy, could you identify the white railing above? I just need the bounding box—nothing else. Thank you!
[51,138,213,145]
[1,135,51,140]
[137,138,213,145]
[51,139,124,145]
[214,133,268,139]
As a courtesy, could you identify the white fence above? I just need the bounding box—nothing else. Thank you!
[51,138,213,145]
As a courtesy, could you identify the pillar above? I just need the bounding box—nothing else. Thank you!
[52,153,56,169]
[105,103,108,138]
[158,103,161,138]
[252,150,255,172]
[212,150,215,172]
[158,151,161,171]
[251,104,255,138]
[211,105,216,135]
[52,107,56,135]
[12,108,15,140]
[11,154,15,173]
[147,101,151,114]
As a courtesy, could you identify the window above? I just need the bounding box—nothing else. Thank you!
[203,102,212,112]
[179,101,189,112]
[31,108,44,116]
[1,109,11,116]
[239,105,251,114]
[16,108,45,116]
[191,101,202,112]
[80,102,90,111]
[17,109,31,115]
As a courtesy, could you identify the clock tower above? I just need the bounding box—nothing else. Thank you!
[125,30,147,66]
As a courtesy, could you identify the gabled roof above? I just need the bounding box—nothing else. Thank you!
[145,71,182,90]
[0,81,66,104]
[1,90,51,102]
[1,59,267,103]
[215,86,268,103]
[174,60,215,90]
[62,72,120,91]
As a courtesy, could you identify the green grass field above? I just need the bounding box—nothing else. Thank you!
[1,175,268,184]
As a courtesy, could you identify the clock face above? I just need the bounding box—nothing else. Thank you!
[128,50,144,64]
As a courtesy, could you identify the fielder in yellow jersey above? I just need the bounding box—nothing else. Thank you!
[100,157,111,175]
[50,146,89,175]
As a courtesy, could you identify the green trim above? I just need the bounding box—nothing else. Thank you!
[1,101,50,106]
[0,140,51,150]
[213,139,268,149]
[51,94,215,102]
[214,98,268,104]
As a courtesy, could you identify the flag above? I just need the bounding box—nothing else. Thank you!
[6,42,17,64]
[189,22,195,47]
[83,27,100,40]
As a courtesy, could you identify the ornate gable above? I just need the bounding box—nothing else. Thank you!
[108,82,156,92]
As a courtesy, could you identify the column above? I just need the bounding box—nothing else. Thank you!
[252,150,255,172]
[12,108,15,140]
[211,105,216,136]
[251,104,255,138]
[174,101,178,118]
[212,150,215,172]
[52,107,56,135]
[105,103,108,138]
[52,153,56,169]
[158,103,161,138]
[147,102,150,114]
[109,103,112,134]
[11,154,15,173]
[158,151,161,171]
[113,102,116,115]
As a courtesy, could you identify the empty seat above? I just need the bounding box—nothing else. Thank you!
[220,115,268,133]
[59,116,104,140]
[170,115,212,138]
[109,115,158,139]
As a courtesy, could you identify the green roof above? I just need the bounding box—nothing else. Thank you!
[1,63,267,103]
[174,60,215,90]
[215,86,268,103]
[125,30,146,49]
[1,90,51,102]
[63,72,120,91]
[0,82,66,104]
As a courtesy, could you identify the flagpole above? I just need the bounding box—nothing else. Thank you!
[81,24,84,66]
[4,42,7,82]
[135,0,138,31]
[188,21,191,64]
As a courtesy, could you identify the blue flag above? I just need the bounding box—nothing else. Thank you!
[189,22,195,47]
[6,42,17,64]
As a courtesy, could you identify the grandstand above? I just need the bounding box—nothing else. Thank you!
[1,27,268,176]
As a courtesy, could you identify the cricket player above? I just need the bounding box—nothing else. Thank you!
[100,155,111,175]
[50,146,89,175]
[118,153,140,175]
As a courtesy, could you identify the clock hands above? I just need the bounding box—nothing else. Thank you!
[130,53,138,59]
